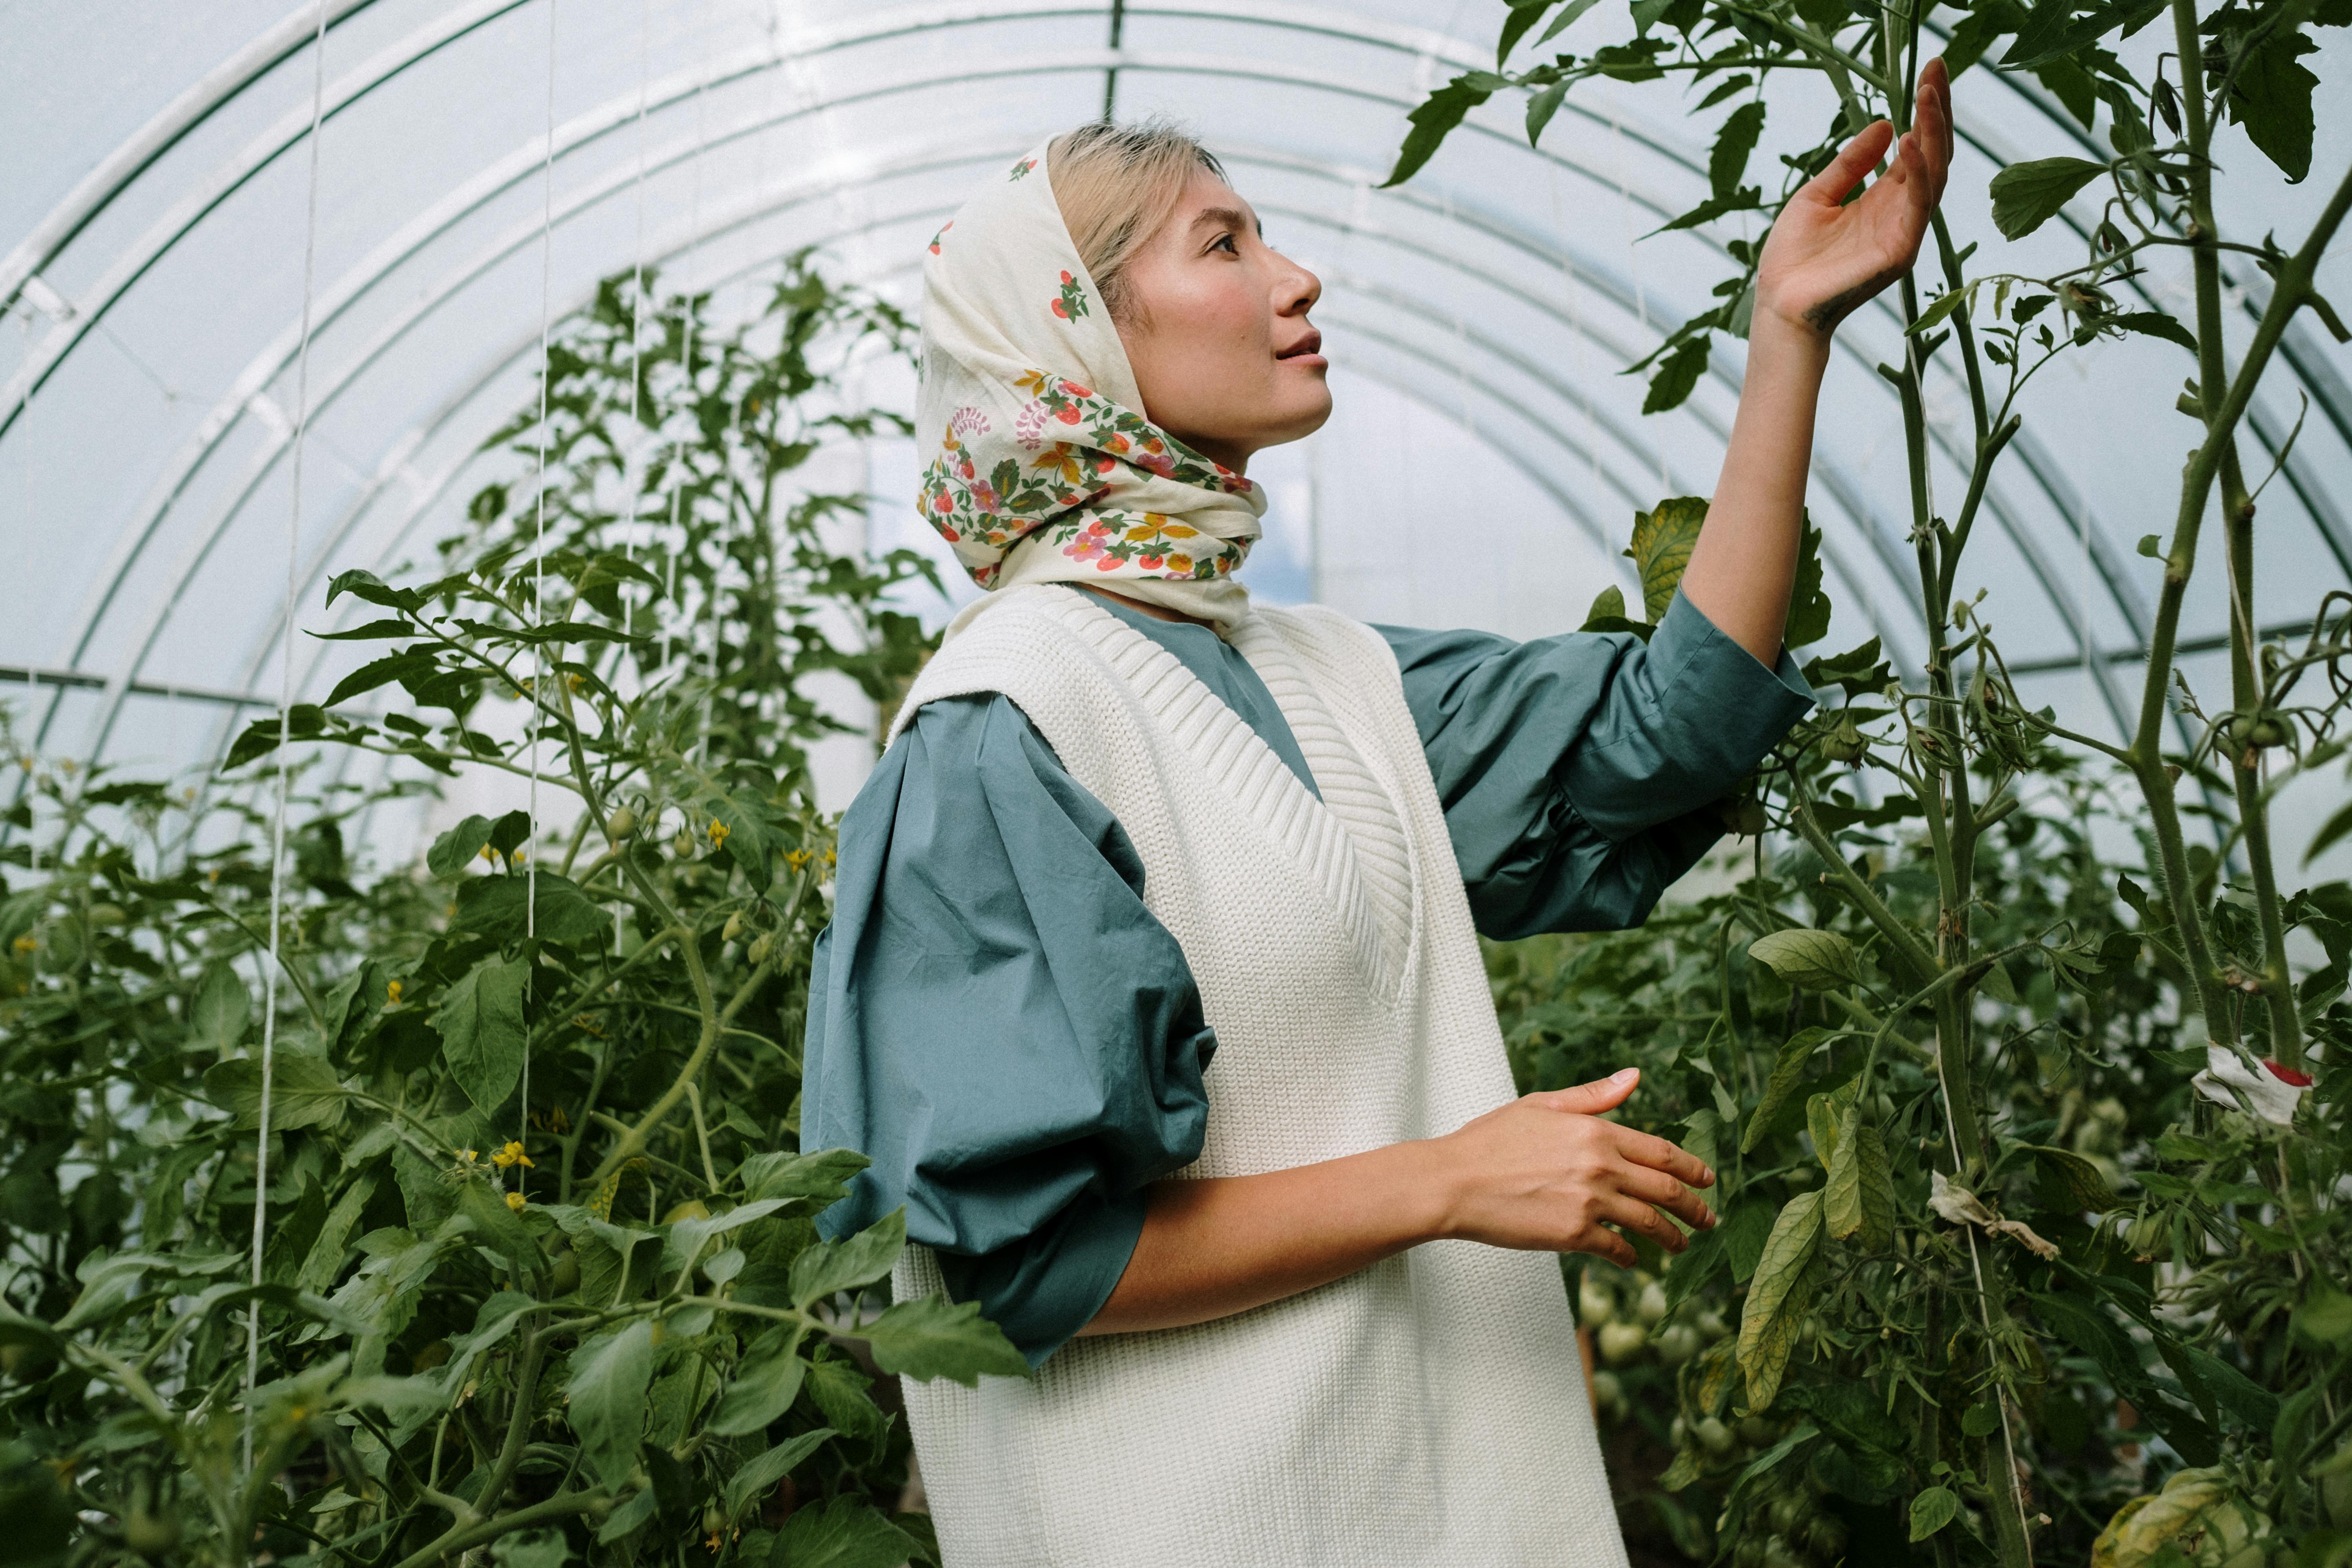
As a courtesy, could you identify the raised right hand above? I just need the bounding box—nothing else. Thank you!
[1431,1068,1716,1267]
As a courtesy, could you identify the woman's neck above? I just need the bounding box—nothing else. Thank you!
[1073,582,1219,630]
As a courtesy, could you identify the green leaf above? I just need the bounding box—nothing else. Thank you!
[2109,311,2199,354]
[426,815,497,877]
[202,1053,348,1131]
[224,704,328,768]
[1581,584,1631,630]
[1645,186,1764,237]
[451,871,617,946]
[2226,30,2318,182]
[1708,100,1767,199]
[1987,156,2107,240]
[1824,1113,1894,1250]
[307,619,419,642]
[1532,0,1604,47]
[770,1496,927,1568]
[490,1529,572,1568]
[1737,1192,1823,1411]
[2306,798,2352,865]
[723,1424,836,1517]
[1909,1484,1961,1540]
[189,962,252,1054]
[432,957,529,1113]
[2024,1144,2122,1211]
[1748,928,1860,991]
[709,1324,811,1437]
[1526,79,1571,146]
[740,1148,872,1205]
[857,1292,1031,1385]
[1743,1027,1834,1154]
[1720,1198,1775,1281]
[2295,1281,2352,1346]
[1806,1079,1857,1172]
[1641,337,1711,414]
[1627,496,1708,620]
[566,1318,655,1489]
[1786,509,1831,649]
[326,652,439,709]
[1381,77,1493,188]
[1500,0,1559,63]
[789,1208,907,1311]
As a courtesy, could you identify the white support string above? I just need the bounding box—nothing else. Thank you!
[245,0,329,1474]
[1546,159,1606,504]
[522,0,558,1177]
[1607,108,1670,500]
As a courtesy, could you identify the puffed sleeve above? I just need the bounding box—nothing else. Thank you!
[1375,590,1817,939]
[801,692,1217,1369]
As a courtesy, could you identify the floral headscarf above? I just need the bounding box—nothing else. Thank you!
[916,136,1267,636]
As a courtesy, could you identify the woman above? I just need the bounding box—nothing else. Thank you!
[806,68,1951,1567]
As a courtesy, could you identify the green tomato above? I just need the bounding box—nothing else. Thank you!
[1598,1321,1649,1366]
[1803,1514,1847,1561]
[123,1509,180,1559]
[1737,1415,1778,1448]
[548,1248,581,1296]
[1696,1417,1736,1457]
[1655,1324,1702,1366]
[1636,1281,1669,1327]
[1768,1490,1812,1537]
[1578,1276,1617,1327]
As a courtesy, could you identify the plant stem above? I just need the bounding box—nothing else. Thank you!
[387,1490,611,1568]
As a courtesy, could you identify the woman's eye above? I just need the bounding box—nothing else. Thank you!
[1211,233,1238,254]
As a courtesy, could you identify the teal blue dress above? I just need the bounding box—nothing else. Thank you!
[803,588,1813,1368]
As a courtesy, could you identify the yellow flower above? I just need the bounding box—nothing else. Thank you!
[386,979,403,1006]
[459,1149,479,1164]
[491,1140,534,1170]
[784,848,812,872]
[505,1191,527,1212]
[480,845,498,863]
[11,935,34,954]
[824,848,836,865]
[511,847,527,865]
[707,818,730,848]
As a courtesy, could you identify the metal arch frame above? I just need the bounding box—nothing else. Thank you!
[10,6,2300,709]
[38,33,1752,692]
[61,123,1929,771]
[46,86,2144,769]
[13,10,2315,765]
[11,0,2346,633]
[0,0,388,309]
[0,0,1718,435]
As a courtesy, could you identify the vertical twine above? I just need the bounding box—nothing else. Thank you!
[244,0,330,1473]
[522,0,559,1175]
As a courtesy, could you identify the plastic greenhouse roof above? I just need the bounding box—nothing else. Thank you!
[4,0,2349,855]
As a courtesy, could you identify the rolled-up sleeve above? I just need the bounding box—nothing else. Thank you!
[1376,590,1816,939]
[801,692,1215,1370]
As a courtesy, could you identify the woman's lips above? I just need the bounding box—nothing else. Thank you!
[1277,330,1323,364]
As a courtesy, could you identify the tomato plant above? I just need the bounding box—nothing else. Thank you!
[0,255,1003,1568]
[1407,0,2352,1563]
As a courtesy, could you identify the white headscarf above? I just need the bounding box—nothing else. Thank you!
[914,136,1268,637]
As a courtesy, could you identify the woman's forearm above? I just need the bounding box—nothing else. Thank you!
[1075,1138,1456,1336]
[1075,1073,1717,1338]
[1676,314,1834,665]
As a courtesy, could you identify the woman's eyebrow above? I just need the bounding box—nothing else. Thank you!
[1188,205,1262,239]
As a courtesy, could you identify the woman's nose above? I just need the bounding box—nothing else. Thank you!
[1283,260,1321,314]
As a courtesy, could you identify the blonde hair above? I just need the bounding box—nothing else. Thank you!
[1048,117,1229,328]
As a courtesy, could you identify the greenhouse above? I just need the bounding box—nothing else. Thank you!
[2,0,2349,1563]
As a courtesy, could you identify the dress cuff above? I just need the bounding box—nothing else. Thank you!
[1651,588,1819,726]
[933,1185,1149,1372]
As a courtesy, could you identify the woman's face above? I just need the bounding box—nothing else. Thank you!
[1114,170,1329,475]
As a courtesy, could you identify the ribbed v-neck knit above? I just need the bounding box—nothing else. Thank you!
[875,583,1621,1565]
[806,587,1815,1374]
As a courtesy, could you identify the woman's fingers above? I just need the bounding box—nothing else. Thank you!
[1614,1126,1714,1188]
[1569,1221,1638,1268]
[1596,1192,1690,1254]
[1617,1163,1716,1232]
[1802,117,1895,208]
[1541,1068,1640,1116]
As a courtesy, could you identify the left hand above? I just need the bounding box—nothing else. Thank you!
[1753,57,1953,338]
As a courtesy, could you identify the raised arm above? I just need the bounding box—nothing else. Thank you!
[1678,57,1952,663]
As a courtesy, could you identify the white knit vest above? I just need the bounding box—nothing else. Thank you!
[881,584,1622,1567]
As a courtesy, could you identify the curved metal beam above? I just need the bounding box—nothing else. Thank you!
[0,0,387,311]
